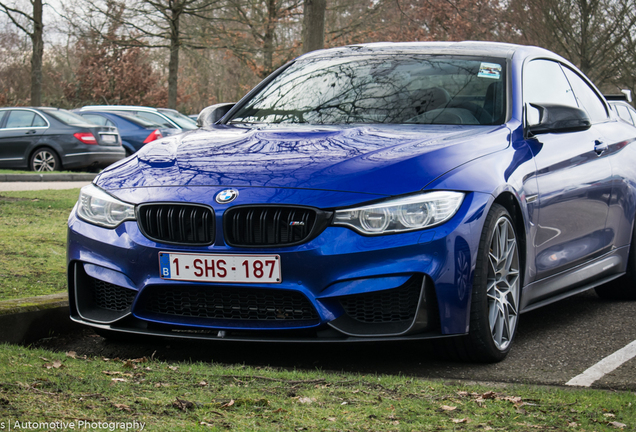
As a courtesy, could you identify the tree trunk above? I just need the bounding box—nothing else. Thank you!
[31,0,43,106]
[578,0,591,75]
[302,0,326,54]
[167,5,181,109]
[262,0,277,77]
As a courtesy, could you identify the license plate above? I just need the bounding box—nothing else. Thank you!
[159,252,281,284]
[101,134,117,143]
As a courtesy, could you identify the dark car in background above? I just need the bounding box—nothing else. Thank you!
[76,111,180,156]
[0,107,125,171]
[79,106,197,131]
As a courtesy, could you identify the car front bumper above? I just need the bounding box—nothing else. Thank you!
[67,187,492,342]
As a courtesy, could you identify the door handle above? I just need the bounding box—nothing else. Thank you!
[24,130,36,135]
[594,140,608,155]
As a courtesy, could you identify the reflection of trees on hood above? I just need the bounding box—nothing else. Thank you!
[95,122,509,197]
[178,129,396,187]
[109,124,485,190]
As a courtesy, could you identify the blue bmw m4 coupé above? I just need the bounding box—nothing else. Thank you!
[67,41,636,362]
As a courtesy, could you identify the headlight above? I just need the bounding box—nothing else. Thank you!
[333,191,464,235]
[77,184,136,228]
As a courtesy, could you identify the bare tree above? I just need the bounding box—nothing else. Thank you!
[0,0,44,106]
[302,0,326,53]
[214,0,303,78]
[69,0,223,109]
[506,0,636,90]
[372,0,507,42]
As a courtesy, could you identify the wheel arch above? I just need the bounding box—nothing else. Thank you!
[492,191,526,285]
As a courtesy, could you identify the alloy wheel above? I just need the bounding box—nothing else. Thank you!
[486,216,520,351]
[32,150,57,171]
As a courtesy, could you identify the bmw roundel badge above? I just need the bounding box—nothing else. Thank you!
[215,189,239,204]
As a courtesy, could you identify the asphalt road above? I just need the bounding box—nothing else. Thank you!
[12,182,636,391]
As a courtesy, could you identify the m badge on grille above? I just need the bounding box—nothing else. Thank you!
[216,189,238,204]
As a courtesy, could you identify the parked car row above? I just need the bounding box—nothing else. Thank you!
[4,92,634,173]
[75,111,180,157]
[77,106,197,131]
[0,105,197,172]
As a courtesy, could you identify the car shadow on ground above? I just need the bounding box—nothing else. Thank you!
[31,290,629,387]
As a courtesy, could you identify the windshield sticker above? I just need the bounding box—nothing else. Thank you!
[478,62,502,79]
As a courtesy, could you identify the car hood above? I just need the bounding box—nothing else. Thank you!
[96,123,510,196]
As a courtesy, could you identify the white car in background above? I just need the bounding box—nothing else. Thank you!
[79,106,197,131]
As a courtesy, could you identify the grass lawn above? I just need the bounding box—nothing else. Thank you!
[0,343,634,431]
[0,189,79,300]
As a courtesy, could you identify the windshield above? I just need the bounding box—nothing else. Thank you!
[158,109,198,130]
[229,55,506,125]
[43,109,96,126]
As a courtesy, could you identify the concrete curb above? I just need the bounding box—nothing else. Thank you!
[0,293,78,344]
[0,173,97,182]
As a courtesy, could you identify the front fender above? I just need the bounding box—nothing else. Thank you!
[425,131,540,285]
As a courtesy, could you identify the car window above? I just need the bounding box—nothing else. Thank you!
[523,59,577,107]
[617,104,636,125]
[32,114,47,127]
[158,109,197,130]
[81,114,115,127]
[614,104,635,125]
[115,113,162,128]
[43,109,95,126]
[5,110,48,128]
[626,104,636,124]
[131,112,174,128]
[562,67,608,123]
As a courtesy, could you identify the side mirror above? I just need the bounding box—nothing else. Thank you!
[526,103,591,135]
[196,103,235,127]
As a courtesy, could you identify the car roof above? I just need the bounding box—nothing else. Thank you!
[79,110,165,126]
[0,107,65,111]
[298,41,561,63]
[80,105,162,113]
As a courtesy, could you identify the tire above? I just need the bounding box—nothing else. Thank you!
[442,204,521,362]
[595,224,636,300]
[30,148,61,172]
